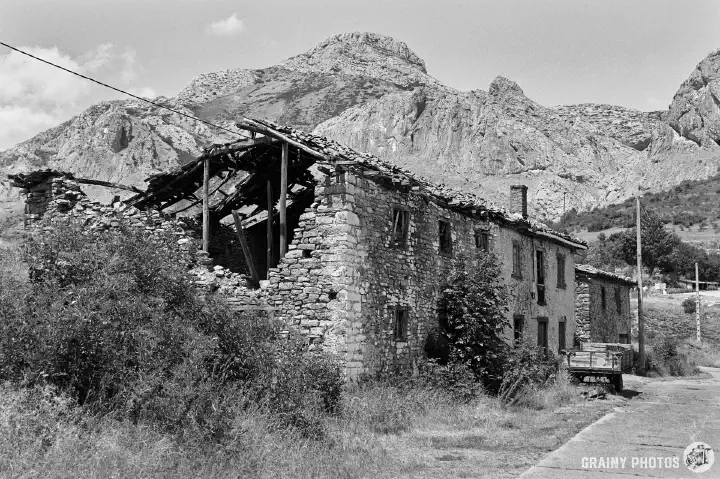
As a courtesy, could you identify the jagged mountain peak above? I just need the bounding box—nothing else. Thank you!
[300,32,427,73]
[489,76,524,97]
[279,31,441,89]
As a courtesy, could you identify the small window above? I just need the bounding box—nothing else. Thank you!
[536,250,546,305]
[475,231,490,252]
[512,241,522,278]
[391,208,410,247]
[556,254,566,289]
[558,319,566,352]
[439,220,452,254]
[615,287,621,313]
[393,307,408,342]
[513,315,524,345]
[601,287,607,310]
[619,333,629,344]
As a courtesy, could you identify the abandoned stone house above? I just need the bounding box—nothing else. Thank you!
[574,264,635,345]
[8,118,588,379]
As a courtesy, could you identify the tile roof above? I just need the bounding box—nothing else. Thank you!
[575,264,636,285]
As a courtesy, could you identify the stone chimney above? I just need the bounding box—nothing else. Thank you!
[510,185,528,218]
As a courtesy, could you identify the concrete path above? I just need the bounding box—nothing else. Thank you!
[521,367,720,478]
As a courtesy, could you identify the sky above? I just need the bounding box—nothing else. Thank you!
[1,0,720,150]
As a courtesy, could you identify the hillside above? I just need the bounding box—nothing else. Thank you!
[3,32,720,224]
[556,170,720,245]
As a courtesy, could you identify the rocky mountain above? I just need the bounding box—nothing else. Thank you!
[2,32,720,223]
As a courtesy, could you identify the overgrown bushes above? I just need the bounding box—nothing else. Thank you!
[0,218,343,440]
[431,252,511,392]
[637,337,701,377]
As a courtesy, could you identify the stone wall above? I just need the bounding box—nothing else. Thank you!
[574,282,591,344]
[575,277,632,343]
[262,169,578,379]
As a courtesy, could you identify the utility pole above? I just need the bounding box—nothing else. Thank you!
[696,262,701,344]
[202,157,210,253]
[636,193,645,373]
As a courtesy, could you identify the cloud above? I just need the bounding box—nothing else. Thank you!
[0,44,156,150]
[207,13,245,36]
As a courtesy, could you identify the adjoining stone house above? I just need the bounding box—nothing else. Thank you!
[9,118,588,379]
[574,264,635,345]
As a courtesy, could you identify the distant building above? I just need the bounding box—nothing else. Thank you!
[678,278,718,291]
[575,265,635,345]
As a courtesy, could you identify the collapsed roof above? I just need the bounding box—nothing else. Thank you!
[9,117,587,250]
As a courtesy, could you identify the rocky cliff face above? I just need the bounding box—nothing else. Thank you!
[2,32,720,223]
[667,48,720,147]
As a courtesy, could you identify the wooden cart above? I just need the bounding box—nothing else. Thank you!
[562,343,633,391]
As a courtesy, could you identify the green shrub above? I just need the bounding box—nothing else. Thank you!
[436,252,511,390]
[498,343,558,406]
[682,297,696,314]
[0,218,343,440]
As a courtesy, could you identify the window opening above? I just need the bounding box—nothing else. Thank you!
[439,220,452,254]
[513,315,524,345]
[394,307,408,342]
[475,231,490,252]
[512,241,522,278]
[537,317,548,353]
[601,287,607,310]
[391,208,410,247]
[556,253,566,289]
[558,319,566,352]
[536,250,546,305]
[615,287,621,313]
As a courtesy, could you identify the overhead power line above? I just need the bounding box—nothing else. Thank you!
[0,41,250,140]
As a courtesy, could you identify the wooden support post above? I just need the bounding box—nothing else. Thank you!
[202,157,210,253]
[266,179,273,280]
[231,211,260,284]
[696,262,701,344]
[279,142,288,257]
[636,193,645,373]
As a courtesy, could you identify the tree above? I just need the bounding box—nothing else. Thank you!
[577,232,625,270]
[617,209,680,276]
[433,252,511,389]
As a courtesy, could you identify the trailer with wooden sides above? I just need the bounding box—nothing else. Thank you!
[562,343,633,391]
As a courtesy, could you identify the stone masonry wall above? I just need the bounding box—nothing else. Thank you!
[261,170,360,370]
[575,277,632,343]
[574,281,591,344]
[262,169,579,379]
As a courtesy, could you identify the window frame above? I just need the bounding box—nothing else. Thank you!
[537,317,549,353]
[536,250,546,305]
[512,241,522,279]
[558,318,566,352]
[513,314,524,346]
[556,253,567,289]
[475,230,490,252]
[390,207,410,248]
[438,219,453,255]
[393,306,408,342]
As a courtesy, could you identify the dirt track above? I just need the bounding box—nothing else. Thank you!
[521,367,720,478]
